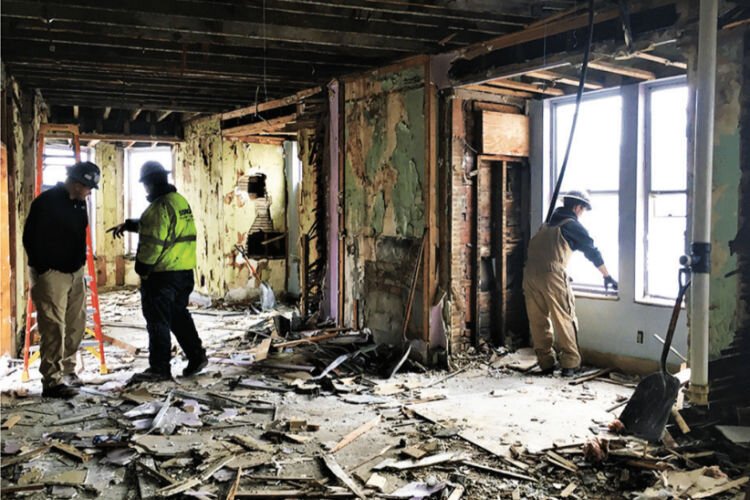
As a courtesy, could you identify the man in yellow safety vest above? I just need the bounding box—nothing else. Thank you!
[109,161,207,382]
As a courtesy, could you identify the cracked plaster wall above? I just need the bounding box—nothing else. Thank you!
[343,65,427,343]
[174,117,287,299]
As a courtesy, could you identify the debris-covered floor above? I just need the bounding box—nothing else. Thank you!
[1,290,748,499]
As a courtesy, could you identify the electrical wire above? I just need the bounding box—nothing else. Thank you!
[544,0,596,223]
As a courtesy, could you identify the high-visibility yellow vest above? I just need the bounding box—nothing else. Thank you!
[137,192,197,272]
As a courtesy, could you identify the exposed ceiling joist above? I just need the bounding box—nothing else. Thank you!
[485,79,564,96]
[587,61,656,80]
[525,70,603,90]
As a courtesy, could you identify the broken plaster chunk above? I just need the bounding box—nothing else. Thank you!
[365,472,387,492]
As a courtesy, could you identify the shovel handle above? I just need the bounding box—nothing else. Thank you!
[661,270,691,373]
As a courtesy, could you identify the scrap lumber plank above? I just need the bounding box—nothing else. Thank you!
[156,455,235,497]
[272,332,340,349]
[55,409,103,425]
[226,467,242,500]
[231,435,275,453]
[0,445,51,468]
[1,414,22,429]
[568,367,613,385]
[321,454,366,499]
[691,476,749,498]
[671,407,691,434]
[545,451,577,472]
[50,441,90,463]
[447,484,465,500]
[329,415,381,454]
[461,460,537,482]
[560,482,577,497]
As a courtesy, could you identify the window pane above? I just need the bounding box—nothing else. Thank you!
[649,86,688,191]
[126,148,173,254]
[646,193,687,298]
[566,193,619,288]
[554,94,622,192]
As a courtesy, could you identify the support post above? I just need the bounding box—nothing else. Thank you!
[687,0,717,406]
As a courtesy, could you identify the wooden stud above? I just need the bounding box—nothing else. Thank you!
[72,105,79,119]
[587,61,655,80]
[102,106,111,119]
[423,61,438,344]
[130,108,142,121]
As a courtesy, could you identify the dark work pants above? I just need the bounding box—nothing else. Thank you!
[140,270,204,373]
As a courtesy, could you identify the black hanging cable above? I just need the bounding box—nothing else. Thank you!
[544,0,596,223]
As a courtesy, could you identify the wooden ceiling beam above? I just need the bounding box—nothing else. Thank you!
[485,79,565,96]
[222,114,299,137]
[525,70,603,90]
[463,84,534,99]
[156,111,173,122]
[630,51,688,70]
[587,61,656,80]
[221,87,322,122]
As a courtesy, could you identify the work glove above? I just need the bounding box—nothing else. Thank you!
[604,276,618,291]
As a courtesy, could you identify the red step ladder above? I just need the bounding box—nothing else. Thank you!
[21,124,108,381]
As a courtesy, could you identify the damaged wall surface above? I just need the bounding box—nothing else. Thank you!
[174,117,287,299]
[703,27,744,358]
[342,62,427,345]
[93,143,126,289]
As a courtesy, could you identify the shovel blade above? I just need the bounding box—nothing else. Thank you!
[619,372,681,442]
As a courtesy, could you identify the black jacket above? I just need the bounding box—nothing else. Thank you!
[23,183,89,274]
[549,207,605,267]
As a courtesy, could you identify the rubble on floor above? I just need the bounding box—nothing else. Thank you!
[0,289,748,499]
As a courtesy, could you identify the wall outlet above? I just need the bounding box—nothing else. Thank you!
[636,330,644,344]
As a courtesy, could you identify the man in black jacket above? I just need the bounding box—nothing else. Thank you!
[23,161,100,398]
[523,191,618,377]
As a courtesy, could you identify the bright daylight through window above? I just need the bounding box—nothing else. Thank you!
[125,147,173,255]
[643,81,688,300]
[551,92,622,291]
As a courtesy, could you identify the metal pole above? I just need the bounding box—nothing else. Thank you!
[688,0,717,406]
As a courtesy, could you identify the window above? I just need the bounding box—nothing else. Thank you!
[125,147,173,255]
[642,80,688,300]
[550,92,622,291]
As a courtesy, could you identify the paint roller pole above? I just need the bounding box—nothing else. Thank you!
[687,0,717,406]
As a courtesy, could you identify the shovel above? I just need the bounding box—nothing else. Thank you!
[235,244,276,310]
[618,268,691,442]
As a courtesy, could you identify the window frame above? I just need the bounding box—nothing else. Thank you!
[639,76,689,304]
[548,88,623,296]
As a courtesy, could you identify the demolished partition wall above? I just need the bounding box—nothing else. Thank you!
[338,58,438,350]
[173,117,288,299]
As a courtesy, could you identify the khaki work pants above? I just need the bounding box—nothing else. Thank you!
[30,267,86,388]
[523,270,580,370]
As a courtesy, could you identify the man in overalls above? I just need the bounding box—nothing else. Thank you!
[523,191,618,377]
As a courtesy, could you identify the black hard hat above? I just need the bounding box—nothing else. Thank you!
[67,161,101,189]
[563,190,592,210]
[139,161,171,182]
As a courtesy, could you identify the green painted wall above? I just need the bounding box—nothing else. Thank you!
[706,29,744,358]
[343,64,427,342]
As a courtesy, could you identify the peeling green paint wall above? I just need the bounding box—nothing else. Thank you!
[706,29,744,358]
[343,64,427,343]
[174,117,286,298]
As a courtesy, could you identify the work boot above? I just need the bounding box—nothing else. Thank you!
[536,366,555,376]
[182,354,208,377]
[42,384,78,399]
[129,368,171,384]
[63,373,84,387]
[561,367,579,378]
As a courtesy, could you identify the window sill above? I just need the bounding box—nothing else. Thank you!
[635,297,685,309]
[573,289,619,301]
